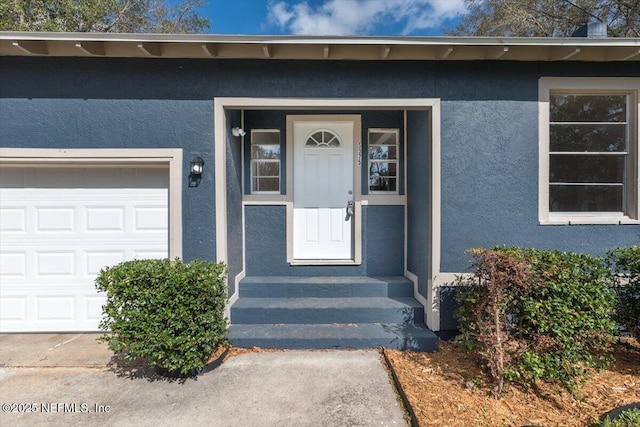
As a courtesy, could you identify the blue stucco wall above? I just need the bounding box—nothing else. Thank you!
[244,205,404,276]
[0,97,216,263]
[439,100,639,272]
[406,110,430,298]
[2,57,638,296]
[225,109,243,294]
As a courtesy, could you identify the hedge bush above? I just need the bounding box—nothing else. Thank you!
[609,246,640,344]
[455,247,617,397]
[96,258,228,376]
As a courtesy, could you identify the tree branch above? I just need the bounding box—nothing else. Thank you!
[564,0,604,23]
[104,0,135,32]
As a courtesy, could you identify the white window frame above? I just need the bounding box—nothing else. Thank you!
[250,129,281,195]
[368,128,400,195]
[539,78,640,225]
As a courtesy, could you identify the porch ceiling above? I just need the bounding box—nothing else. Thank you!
[1,32,639,62]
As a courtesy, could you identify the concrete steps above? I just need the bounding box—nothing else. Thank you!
[229,323,437,350]
[232,297,423,324]
[227,276,437,351]
[239,276,414,298]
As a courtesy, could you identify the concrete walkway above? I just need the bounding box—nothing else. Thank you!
[0,334,406,427]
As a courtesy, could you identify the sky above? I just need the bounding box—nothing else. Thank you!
[196,0,468,36]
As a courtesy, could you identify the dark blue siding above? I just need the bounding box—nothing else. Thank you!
[244,205,404,276]
[363,205,404,276]
[1,57,638,283]
[0,98,216,264]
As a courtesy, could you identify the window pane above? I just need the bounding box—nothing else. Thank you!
[370,161,397,177]
[550,95,626,122]
[369,145,397,160]
[252,131,280,145]
[309,131,324,145]
[252,145,280,159]
[253,177,279,192]
[550,124,626,152]
[369,177,397,192]
[550,155,625,183]
[252,161,279,177]
[550,185,623,212]
[306,130,341,147]
[369,131,398,145]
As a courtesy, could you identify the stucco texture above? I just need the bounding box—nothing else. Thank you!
[0,97,216,263]
[1,57,638,277]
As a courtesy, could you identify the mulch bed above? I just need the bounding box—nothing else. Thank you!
[383,338,640,427]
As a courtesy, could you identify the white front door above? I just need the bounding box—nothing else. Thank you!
[292,118,355,260]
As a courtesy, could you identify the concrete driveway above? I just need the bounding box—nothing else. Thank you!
[0,334,407,427]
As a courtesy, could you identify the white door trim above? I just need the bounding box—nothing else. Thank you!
[0,148,183,259]
[214,97,441,330]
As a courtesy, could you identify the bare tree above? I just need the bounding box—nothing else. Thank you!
[0,0,211,33]
[448,0,640,37]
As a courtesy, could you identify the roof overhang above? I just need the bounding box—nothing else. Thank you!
[1,31,639,61]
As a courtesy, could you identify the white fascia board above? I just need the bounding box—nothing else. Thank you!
[2,31,639,48]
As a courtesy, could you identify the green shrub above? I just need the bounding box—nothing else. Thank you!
[455,247,617,397]
[454,248,533,397]
[598,408,640,427]
[96,258,228,376]
[608,246,640,344]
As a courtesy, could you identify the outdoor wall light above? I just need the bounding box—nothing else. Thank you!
[190,156,205,175]
[231,127,246,137]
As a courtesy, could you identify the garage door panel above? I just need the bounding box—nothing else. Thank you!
[37,296,75,321]
[86,207,125,232]
[135,206,168,231]
[0,166,169,332]
[86,296,106,321]
[37,207,75,232]
[0,207,26,233]
[0,252,27,277]
[0,291,108,332]
[133,250,167,259]
[1,297,26,322]
[36,252,76,277]
[85,251,126,276]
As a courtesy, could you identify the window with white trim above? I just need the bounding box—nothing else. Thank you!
[368,129,399,194]
[539,78,639,224]
[250,129,281,194]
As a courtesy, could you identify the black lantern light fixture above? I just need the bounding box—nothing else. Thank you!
[190,156,204,175]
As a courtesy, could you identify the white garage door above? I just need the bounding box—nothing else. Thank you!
[0,165,169,332]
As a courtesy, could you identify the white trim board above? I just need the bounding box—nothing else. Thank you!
[4,32,640,63]
[538,77,640,225]
[0,148,183,259]
[214,97,442,328]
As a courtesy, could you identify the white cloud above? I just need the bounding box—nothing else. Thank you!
[267,0,468,36]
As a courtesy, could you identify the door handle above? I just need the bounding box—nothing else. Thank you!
[345,200,354,221]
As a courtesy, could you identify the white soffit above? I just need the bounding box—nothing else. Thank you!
[0,32,639,61]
